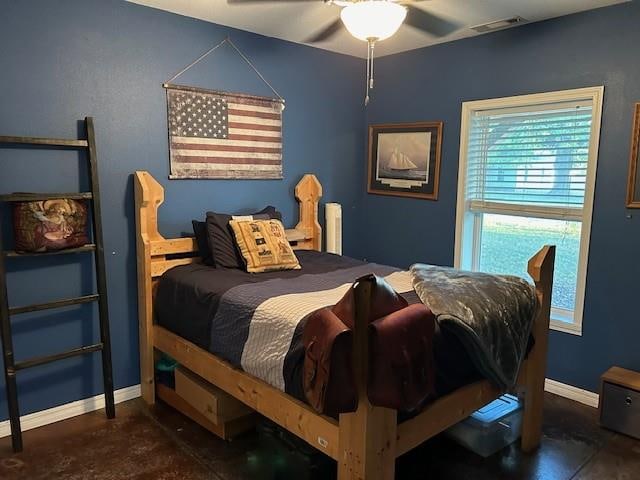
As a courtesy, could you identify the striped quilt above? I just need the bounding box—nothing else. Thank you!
[208,263,416,392]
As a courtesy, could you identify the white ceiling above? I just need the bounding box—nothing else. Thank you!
[128,0,628,58]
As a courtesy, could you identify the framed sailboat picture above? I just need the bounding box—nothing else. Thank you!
[627,103,640,208]
[367,122,443,200]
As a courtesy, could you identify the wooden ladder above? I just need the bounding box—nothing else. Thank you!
[0,117,115,452]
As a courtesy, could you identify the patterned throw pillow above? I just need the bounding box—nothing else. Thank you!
[204,206,282,269]
[12,199,89,253]
[229,219,301,273]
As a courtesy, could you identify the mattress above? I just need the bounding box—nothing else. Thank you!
[155,250,481,404]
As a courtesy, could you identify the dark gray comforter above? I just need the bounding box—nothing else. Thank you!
[156,251,533,405]
[410,264,538,389]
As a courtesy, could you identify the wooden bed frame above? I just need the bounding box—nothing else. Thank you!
[134,170,555,480]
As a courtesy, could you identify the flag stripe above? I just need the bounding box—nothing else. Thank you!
[228,122,281,132]
[228,115,281,126]
[172,171,282,179]
[228,129,281,138]
[228,134,282,143]
[229,99,282,111]
[171,143,281,154]
[172,135,281,147]
[173,160,282,169]
[227,108,281,120]
[173,149,281,160]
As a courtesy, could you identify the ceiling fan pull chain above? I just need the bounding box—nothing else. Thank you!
[370,41,375,90]
[364,40,376,105]
[364,40,371,106]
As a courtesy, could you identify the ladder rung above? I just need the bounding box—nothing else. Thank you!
[0,192,93,202]
[4,244,96,257]
[9,294,99,315]
[14,343,103,371]
[0,136,88,148]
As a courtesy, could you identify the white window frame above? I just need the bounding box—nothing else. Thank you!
[454,86,604,336]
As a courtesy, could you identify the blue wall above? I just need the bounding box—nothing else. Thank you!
[0,0,365,420]
[361,2,640,391]
[1,0,638,423]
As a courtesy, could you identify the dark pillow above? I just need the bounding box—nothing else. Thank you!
[205,206,282,269]
[205,212,238,269]
[192,220,214,266]
[254,205,282,222]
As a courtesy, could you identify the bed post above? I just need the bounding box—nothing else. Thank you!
[134,171,166,405]
[294,174,322,251]
[521,245,555,452]
[338,278,397,480]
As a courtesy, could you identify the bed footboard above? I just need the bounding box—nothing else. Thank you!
[337,246,555,479]
[338,278,397,480]
[520,245,555,451]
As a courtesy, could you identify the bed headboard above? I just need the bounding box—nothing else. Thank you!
[134,170,323,281]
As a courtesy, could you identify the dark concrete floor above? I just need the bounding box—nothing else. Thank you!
[0,392,638,479]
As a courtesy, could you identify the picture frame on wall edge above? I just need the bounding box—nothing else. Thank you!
[627,103,640,208]
[367,122,443,200]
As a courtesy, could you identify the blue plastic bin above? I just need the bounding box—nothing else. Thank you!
[445,394,523,457]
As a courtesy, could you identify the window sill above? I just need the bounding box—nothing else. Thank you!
[550,318,582,336]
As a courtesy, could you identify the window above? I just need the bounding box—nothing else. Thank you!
[455,87,604,335]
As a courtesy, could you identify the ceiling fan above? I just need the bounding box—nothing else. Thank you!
[227,0,458,42]
[227,0,460,104]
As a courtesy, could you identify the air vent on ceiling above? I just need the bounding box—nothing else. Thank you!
[471,16,527,33]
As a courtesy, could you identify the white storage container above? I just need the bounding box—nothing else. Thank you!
[445,394,523,457]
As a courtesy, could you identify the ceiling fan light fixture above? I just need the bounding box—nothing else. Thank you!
[340,0,407,42]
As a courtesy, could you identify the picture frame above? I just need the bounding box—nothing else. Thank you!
[367,122,443,200]
[627,103,640,208]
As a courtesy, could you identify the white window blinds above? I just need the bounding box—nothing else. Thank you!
[465,99,594,220]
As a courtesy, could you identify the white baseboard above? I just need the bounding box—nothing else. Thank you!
[0,379,597,438]
[0,384,141,439]
[545,378,599,408]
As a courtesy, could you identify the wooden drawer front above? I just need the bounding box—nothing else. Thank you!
[175,367,252,424]
[600,382,640,440]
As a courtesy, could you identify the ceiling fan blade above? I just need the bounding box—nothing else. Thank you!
[305,18,344,43]
[227,0,319,4]
[404,6,460,37]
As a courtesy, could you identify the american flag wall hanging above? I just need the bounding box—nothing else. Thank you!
[166,84,284,179]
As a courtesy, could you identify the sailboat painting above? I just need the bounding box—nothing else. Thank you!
[376,132,431,185]
[368,122,443,200]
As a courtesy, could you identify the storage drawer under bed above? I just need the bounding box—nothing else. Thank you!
[174,366,253,424]
[156,365,256,440]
